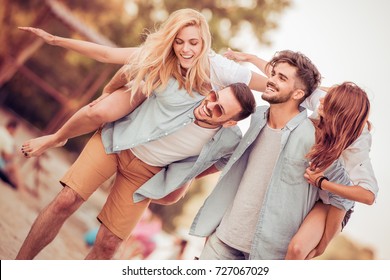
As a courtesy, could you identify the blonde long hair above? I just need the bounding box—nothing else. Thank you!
[307,82,371,170]
[125,9,211,99]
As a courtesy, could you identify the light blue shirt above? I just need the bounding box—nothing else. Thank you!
[101,78,243,202]
[101,78,204,153]
[190,106,354,259]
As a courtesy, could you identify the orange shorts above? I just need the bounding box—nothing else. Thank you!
[60,131,162,239]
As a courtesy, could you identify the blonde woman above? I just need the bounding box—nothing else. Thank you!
[20,8,267,157]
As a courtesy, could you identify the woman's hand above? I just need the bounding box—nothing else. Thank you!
[224,48,249,62]
[18,27,58,45]
[304,165,325,187]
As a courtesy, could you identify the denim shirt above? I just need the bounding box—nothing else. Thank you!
[101,78,205,153]
[101,78,243,202]
[190,106,354,259]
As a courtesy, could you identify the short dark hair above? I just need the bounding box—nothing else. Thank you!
[229,82,256,121]
[267,50,321,99]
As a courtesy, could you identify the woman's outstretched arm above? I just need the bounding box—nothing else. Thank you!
[18,27,137,64]
[224,48,269,92]
[224,48,270,76]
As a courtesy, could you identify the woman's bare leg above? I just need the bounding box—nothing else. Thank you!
[285,202,329,260]
[21,87,145,157]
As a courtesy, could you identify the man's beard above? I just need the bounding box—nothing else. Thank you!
[262,90,294,104]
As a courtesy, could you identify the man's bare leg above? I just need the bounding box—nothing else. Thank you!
[15,186,84,259]
[85,224,123,260]
[21,87,145,158]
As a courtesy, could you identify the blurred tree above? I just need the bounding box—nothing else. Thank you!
[64,0,291,51]
[1,0,290,132]
[1,0,291,73]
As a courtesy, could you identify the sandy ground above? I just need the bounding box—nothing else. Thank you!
[0,181,92,259]
[0,108,121,259]
[0,143,107,260]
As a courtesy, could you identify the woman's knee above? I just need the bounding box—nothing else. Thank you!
[84,103,111,124]
[286,240,305,259]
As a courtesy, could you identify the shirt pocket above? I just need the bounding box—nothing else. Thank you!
[280,157,309,185]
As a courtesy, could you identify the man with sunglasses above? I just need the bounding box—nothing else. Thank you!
[16,82,256,260]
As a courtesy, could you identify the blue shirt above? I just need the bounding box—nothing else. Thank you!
[190,106,354,259]
[101,78,204,153]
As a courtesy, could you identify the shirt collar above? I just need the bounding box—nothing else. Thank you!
[262,106,308,131]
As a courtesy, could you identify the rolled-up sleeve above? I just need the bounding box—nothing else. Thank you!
[323,160,355,211]
[327,191,355,211]
[341,127,378,198]
[214,155,230,171]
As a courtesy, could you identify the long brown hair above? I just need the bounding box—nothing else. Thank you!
[307,82,371,170]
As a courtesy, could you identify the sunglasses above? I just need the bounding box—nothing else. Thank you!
[205,90,223,117]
